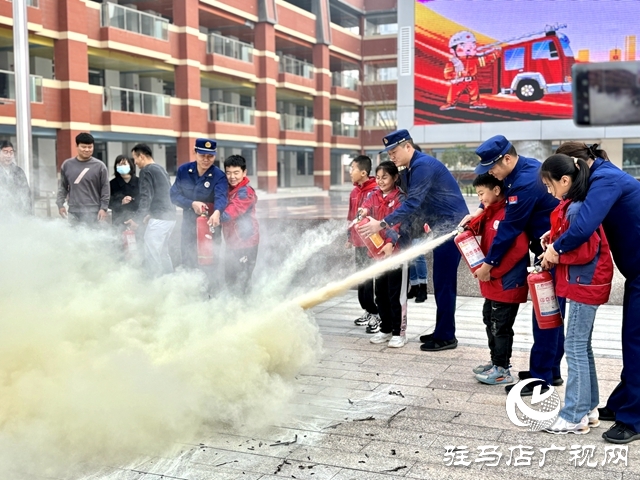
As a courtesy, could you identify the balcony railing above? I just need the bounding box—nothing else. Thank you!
[0,70,43,102]
[6,0,38,7]
[103,86,170,117]
[101,3,169,41]
[280,113,314,132]
[279,56,314,79]
[332,122,359,137]
[332,72,358,91]
[209,102,254,125]
[207,33,253,62]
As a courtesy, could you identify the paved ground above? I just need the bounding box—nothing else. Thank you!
[80,291,636,480]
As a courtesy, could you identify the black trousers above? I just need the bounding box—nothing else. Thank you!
[482,299,520,369]
[374,266,407,336]
[355,246,378,315]
[225,245,258,295]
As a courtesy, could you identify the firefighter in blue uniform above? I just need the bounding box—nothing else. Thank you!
[170,138,228,274]
[543,142,640,444]
[470,135,563,396]
[358,129,469,351]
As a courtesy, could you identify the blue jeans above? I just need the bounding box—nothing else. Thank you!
[409,239,427,286]
[560,300,599,424]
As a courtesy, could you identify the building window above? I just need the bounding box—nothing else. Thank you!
[364,108,397,128]
[365,13,398,36]
[365,65,397,83]
[623,144,640,178]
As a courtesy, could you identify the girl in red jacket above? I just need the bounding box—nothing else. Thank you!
[540,154,614,435]
[359,161,408,348]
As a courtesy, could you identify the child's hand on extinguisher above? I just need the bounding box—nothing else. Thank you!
[381,243,393,258]
[540,230,551,250]
[540,243,559,269]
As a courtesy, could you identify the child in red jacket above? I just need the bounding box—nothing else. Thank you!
[359,161,408,348]
[540,154,613,435]
[467,174,530,385]
[347,155,381,332]
[219,155,259,294]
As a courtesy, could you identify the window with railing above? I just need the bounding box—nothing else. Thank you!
[364,65,398,83]
[209,102,254,125]
[364,108,397,128]
[0,70,43,102]
[364,14,398,36]
[6,0,38,7]
[101,3,169,41]
[279,55,314,79]
[207,33,253,62]
[280,113,314,132]
[103,86,170,117]
[332,122,359,137]
[331,71,358,91]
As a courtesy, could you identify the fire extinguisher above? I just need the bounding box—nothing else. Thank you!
[196,213,215,265]
[123,227,137,259]
[527,264,563,329]
[354,216,386,258]
[455,226,485,273]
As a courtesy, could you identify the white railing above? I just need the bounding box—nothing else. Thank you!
[332,122,359,137]
[280,113,314,132]
[207,33,253,62]
[279,55,314,79]
[332,71,358,91]
[0,70,43,102]
[101,3,169,41]
[209,102,254,124]
[103,86,170,117]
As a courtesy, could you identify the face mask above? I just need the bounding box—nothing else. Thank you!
[117,165,131,175]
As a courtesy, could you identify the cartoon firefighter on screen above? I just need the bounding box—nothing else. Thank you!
[440,30,499,111]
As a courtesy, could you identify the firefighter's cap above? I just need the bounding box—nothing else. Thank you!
[474,135,512,174]
[380,129,412,153]
[195,138,217,155]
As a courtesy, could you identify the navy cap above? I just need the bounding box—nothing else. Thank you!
[380,129,412,153]
[195,138,217,154]
[474,135,512,174]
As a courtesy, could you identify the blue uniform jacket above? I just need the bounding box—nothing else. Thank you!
[384,150,468,237]
[484,156,558,266]
[170,161,228,230]
[554,158,640,279]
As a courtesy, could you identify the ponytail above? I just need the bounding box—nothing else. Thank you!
[556,141,609,162]
[540,154,591,202]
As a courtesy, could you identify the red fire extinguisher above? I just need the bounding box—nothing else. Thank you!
[123,227,137,259]
[196,213,215,265]
[455,226,485,273]
[527,265,563,329]
[354,216,386,258]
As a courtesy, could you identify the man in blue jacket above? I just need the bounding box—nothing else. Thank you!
[170,138,228,276]
[470,135,562,396]
[358,129,469,351]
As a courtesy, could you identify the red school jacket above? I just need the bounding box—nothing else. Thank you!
[550,199,613,305]
[347,177,378,247]
[468,200,529,303]
[220,176,259,249]
[360,186,406,257]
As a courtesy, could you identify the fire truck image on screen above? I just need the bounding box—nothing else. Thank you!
[414,0,640,124]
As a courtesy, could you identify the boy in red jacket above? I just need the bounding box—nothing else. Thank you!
[347,155,380,332]
[218,155,259,294]
[467,174,530,385]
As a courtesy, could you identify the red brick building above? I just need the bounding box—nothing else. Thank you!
[0,0,398,194]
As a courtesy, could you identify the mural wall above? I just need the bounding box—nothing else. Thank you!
[414,0,639,124]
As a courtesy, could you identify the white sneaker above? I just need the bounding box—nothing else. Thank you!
[545,415,590,435]
[588,407,600,427]
[388,335,407,348]
[370,332,392,344]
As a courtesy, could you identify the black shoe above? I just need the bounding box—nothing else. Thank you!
[419,332,434,343]
[517,370,564,387]
[420,338,458,352]
[598,406,616,422]
[407,285,418,299]
[415,284,427,303]
[505,380,549,396]
[602,422,640,444]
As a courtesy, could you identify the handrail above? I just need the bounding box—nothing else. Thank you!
[279,55,314,79]
[101,2,169,41]
[0,69,43,102]
[207,32,253,62]
[209,101,254,124]
[103,86,171,117]
[280,113,314,132]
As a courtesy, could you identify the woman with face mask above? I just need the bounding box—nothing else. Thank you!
[109,154,139,229]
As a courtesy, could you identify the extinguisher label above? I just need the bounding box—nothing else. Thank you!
[534,280,561,316]
[458,236,485,268]
[369,232,384,249]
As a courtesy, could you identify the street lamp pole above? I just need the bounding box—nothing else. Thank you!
[12,0,33,189]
